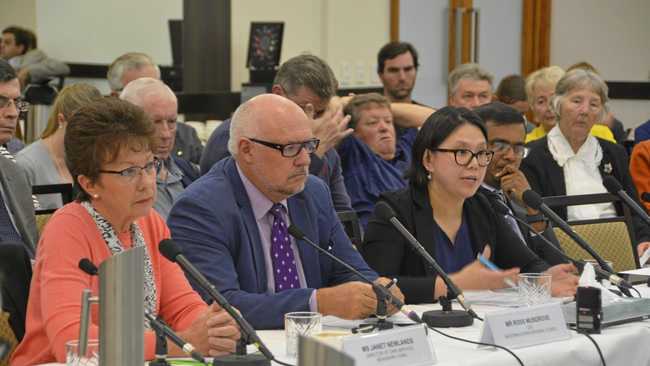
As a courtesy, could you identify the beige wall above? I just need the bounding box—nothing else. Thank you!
[232,0,389,90]
[0,0,36,32]
[551,0,650,127]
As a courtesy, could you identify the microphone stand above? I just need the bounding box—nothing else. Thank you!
[149,317,171,366]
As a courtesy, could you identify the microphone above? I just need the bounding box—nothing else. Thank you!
[77,258,206,363]
[144,311,205,363]
[373,202,479,323]
[521,190,634,295]
[603,176,650,225]
[286,224,423,324]
[490,200,630,289]
[158,240,276,365]
[79,258,98,276]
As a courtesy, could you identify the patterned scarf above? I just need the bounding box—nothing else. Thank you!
[81,201,157,327]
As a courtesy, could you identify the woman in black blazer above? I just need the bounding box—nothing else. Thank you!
[361,107,576,304]
[520,69,650,256]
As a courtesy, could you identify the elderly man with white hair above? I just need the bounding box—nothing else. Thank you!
[167,94,404,329]
[108,52,204,165]
[120,77,198,219]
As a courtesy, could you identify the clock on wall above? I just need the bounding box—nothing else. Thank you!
[246,22,284,83]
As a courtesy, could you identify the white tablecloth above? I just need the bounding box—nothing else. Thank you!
[38,286,650,365]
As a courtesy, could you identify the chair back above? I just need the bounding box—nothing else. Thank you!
[32,183,74,215]
[337,211,364,249]
[543,193,639,272]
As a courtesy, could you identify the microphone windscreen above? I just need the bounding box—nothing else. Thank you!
[78,258,98,276]
[642,192,650,203]
[375,202,396,222]
[159,239,182,262]
[602,176,622,194]
[287,225,305,240]
[522,190,543,210]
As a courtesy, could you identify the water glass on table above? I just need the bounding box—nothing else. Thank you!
[518,273,552,306]
[65,339,99,366]
[285,311,322,358]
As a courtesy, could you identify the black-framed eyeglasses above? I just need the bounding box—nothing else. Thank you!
[488,140,529,158]
[99,159,161,181]
[248,137,320,158]
[432,148,494,167]
[0,95,29,113]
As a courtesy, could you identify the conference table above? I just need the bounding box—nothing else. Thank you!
[42,286,650,366]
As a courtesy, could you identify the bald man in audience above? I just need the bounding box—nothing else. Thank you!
[200,54,353,212]
[447,63,494,110]
[108,52,203,165]
[168,94,403,329]
[120,77,198,219]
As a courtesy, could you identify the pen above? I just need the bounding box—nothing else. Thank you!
[477,254,518,289]
[384,278,397,289]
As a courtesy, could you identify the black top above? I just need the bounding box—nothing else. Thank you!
[361,184,549,304]
[478,186,567,266]
[521,136,650,244]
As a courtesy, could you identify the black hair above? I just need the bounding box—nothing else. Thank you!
[377,42,419,74]
[2,26,35,53]
[407,106,487,188]
[0,59,17,83]
[473,102,525,128]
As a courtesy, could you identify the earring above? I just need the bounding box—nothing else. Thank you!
[426,172,432,180]
[92,194,99,199]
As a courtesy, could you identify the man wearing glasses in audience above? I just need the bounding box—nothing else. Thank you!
[168,94,404,329]
[120,77,198,219]
[475,102,567,265]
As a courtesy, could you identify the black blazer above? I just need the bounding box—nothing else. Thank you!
[361,184,549,304]
[0,242,32,341]
[521,136,650,244]
[478,186,567,266]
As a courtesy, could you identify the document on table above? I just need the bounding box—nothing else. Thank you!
[463,288,524,307]
[322,311,417,329]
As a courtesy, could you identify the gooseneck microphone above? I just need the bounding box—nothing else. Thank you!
[286,224,423,324]
[521,190,634,295]
[374,202,479,323]
[159,240,283,366]
[77,258,206,363]
[490,200,634,292]
[603,176,650,226]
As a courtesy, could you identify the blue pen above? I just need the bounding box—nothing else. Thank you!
[477,254,518,288]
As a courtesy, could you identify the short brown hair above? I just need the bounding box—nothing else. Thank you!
[41,83,103,139]
[343,93,391,129]
[65,98,155,201]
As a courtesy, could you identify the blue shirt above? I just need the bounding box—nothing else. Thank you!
[433,213,475,274]
[337,128,417,229]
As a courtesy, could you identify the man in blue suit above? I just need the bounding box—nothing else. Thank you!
[168,94,404,329]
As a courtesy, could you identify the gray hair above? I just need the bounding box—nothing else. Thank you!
[447,63,494,97]
[107,52,161,92]
[119,77,175,107]
[273,54,337,100]
[228,101,259,158]
[550,69,609,122]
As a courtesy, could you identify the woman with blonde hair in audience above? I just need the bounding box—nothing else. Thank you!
[16,83,102,209]
[521,69,650,257]
[524,66,615,144]
[361,107,576,304]
[11,98,240,364]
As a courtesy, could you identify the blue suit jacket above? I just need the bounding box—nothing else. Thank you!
[167,157,377,329]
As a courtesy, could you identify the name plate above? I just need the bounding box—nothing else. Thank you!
[342,324,436,366]
[479,302,571,349]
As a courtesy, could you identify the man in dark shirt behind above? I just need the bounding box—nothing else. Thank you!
[200,54,353,212]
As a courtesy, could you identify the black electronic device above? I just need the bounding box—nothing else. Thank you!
[576,286,602,334]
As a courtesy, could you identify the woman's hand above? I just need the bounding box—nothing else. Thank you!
[443,246,520,295]
[545,263,579,297]
[175,303,241,357]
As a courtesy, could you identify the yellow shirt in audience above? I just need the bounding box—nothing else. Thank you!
[525,124,616,144]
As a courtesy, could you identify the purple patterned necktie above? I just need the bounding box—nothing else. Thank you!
[270,203,300,292]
